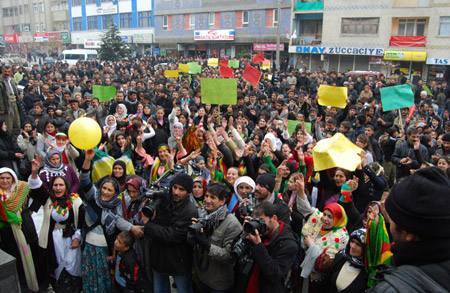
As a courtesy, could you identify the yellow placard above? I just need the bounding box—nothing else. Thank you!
[261,60,271,70]
[165,70,179,78]
[312,133,363,172]
[179,64,189,73]
[318,85,348,109]
[208,58,219,67]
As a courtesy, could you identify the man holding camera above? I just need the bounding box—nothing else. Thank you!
[238,202,297,293]
[254,174,290,224]
[142,173,198,293]
[188,182,242,292]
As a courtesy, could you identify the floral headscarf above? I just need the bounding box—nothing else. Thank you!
[341,228,366,268]
[320,203,348,236]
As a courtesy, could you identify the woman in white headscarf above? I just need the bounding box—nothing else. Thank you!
[114,104,128,121]
[0,167,39,292]
[228,176,255,214]
[103,115,117,139]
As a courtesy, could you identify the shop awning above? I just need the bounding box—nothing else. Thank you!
[384,51,427,61]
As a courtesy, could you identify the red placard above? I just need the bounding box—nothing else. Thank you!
[220,60,229,68]
[243,64,262,87]
[252,53,265,63]
[220,67,233,78]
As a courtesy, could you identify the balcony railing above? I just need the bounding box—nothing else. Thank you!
[296,1,324,11]
[291,36,321,46]
[393,0,430,7]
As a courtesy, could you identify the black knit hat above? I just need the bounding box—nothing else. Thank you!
[172,173,193,194]
[255,173,276,193]
[443,132,450,142]
[385,167,450,238]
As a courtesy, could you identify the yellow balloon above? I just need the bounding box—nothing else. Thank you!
[68,117,102,150]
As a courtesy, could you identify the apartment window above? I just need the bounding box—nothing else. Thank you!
[439,17,450,36]
[35,24,40,32]
[120,13,132,28]
[299,19,322,36]
[39,3,44,12]
[73,17,82,31]
[189,14,195,29]
[209,12,215,28]
[41,22,46,31]
[19,6,22,14]
[243,11,249,27]
[138,11,151,28]
[86,0,96,4]
[163,15,168,30]
[273,9,278,26]
[72,0,81,5]
[87,16,97,30]
[341,18,379,35]
[101,0,112,2]
[22,23,30,32]
[398,18,426,36]
[102,15,114,29]
[2,8,8,17]
[15,7,18,16]
[9,8,13,16]
[24,4,28,13]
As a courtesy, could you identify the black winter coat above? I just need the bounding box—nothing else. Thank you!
[144,194,198,275]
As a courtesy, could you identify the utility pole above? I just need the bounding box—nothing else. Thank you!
[276,0,281,70]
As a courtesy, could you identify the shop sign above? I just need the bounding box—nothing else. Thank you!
[426,58,449,65]
[60,31,70,43]
[288,46,384,56]
[369,56,383,64]
[160,49,166,56]
[253,43,285,51]
[84,38,101,48]
[18,35,33,43]
[196,44,207,51]
[4,34,20,44]
[153,47,160,55]
[134,33,152,44]
[48,32,61,42]
[121,36,133,43]
[96,3,117,15]
[194,30,234,41]
[384,51,426,61]
[34,33,49,42]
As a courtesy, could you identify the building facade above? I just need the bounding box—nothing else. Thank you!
[0,0,70,54]
[69,0,155,53]
[289,0,450,82]
[153,0,291,58]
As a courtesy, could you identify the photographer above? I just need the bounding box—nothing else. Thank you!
[254,174,291,224]
[188,182,242,293]
[238,202,297,293]
[142,173,198,293]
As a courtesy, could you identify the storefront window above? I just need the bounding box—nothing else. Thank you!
[340,55,354,72]
[355,55,370,71]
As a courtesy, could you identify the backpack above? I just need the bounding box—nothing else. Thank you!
[368,261,450,293]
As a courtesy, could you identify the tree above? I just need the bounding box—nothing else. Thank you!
[98,21,129,62]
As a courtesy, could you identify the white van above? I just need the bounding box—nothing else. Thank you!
[60,49,98,66]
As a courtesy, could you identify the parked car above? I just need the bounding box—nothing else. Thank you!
[44,57,56,65]
[0,53,27,65]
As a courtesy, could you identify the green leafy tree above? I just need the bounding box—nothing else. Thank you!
[98,21,129,61]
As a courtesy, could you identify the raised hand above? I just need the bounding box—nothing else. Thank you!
[31,155,42,178]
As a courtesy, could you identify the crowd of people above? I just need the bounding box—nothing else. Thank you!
[0,54,450,293]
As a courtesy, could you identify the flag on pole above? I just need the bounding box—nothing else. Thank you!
[243,63,262,87]
[252,53,265,64]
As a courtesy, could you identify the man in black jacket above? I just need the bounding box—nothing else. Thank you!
[254,174,290,224]
[368,167,450,292]
[241,203,297,293]
[142,173,198,293]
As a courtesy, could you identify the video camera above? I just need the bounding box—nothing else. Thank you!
[237,192,256,217]
[188,217,210,235]
[231,217,267,259]
[142,167,184,219]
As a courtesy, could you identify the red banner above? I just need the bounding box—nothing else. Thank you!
[389,36,426,47]
[4,34,20,43]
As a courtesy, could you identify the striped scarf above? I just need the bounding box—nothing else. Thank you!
[151,157,169,182]
[365,214,392,287]
[0,181,30,228]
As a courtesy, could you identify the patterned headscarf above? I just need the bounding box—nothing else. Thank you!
[43,150,65,173]
[125,177,148,225]
[320,203,348,236]
[341,228,366,268]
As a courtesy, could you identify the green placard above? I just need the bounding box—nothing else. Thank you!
[228,60,239,69]
[380,84,414,111]
[188,62,202,74]
[93,85,117,102]
[287,120,311,136]
[201,78,237,105]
